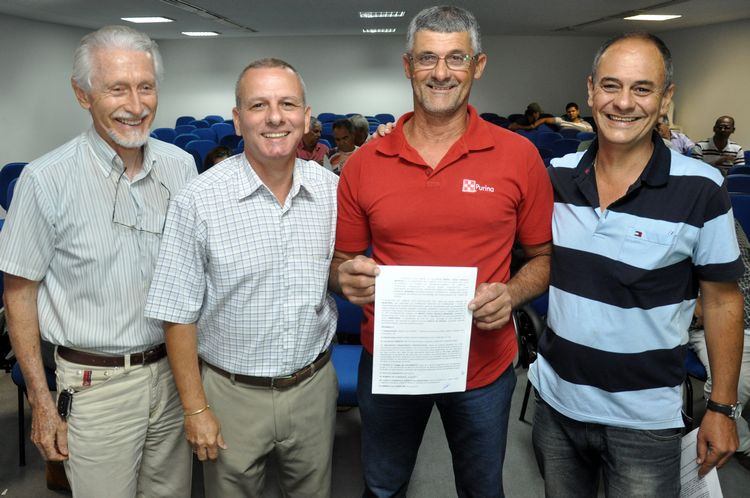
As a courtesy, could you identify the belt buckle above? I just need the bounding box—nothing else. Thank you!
[142,348,156,363]
[271,373,296,389]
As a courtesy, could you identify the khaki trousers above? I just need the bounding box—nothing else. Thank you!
[55,352,191,498]
[201,360,338,498]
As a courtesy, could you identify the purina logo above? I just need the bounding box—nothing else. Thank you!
[462,179,495,193]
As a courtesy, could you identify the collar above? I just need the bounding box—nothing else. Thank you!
[572,130,671,189]
[374,105,494,166]
[85,126,154,179]
[235,154,313,202]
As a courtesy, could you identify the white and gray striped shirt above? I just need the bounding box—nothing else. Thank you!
[0,127,197,354]
[145,154,338,377]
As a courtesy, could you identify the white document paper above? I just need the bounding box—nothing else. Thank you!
[680,428,723,498]
[372,265,477,395]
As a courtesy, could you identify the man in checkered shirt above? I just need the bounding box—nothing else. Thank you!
[145,58,340,497]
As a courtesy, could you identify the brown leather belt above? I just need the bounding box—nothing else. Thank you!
[205,349,331,389]
[57,344,167,367]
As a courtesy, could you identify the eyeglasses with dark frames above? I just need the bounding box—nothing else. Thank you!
[111,168,171,235]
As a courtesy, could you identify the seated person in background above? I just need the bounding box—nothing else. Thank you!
[689,219,750,472]
[324,118,358,173]
[297,116,329,165]
[203,145,232,171]
[656,115,694,154]
[508,102,542,131]
[693,115,745,175]
[350,114,370,147]
[533,102,593,133]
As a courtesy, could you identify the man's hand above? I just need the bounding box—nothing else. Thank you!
[696,410,739,477]
[373,122,395,139]
[468,282,513,330]
[184,409,227,461]
[30,396,68,461]
[337,255,379,305]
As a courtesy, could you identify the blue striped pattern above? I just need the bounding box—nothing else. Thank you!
[145,154,339,377]
[0,128,197,354]
[530,136,743,430]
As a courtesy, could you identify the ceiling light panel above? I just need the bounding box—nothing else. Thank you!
[360,11,405,18]
[362,28,396,34]
[181,31,220,37]
[121,17,174,23]
[624,14,682,21]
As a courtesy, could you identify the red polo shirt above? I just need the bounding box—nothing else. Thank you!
[336,105,553,389]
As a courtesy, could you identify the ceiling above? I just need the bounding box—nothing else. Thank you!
[1,0,749,39]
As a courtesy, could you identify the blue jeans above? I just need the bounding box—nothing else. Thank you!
[358,350,516,498]
[532,391,682,498]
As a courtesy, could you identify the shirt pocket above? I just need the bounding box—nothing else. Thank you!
[616,226,677,286]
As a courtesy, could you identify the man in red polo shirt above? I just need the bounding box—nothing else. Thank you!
[330,5,553,497]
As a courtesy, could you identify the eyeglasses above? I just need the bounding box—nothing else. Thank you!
[407,52,478,70]
[111,168,171,235]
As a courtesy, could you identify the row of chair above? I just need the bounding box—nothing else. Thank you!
[174,115,228,128]
[152,122,237,146]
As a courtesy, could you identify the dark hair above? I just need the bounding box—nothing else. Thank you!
[591,32,673,91]
[565,102,579,110]
[332,118,354,133]
[203,145,232,170]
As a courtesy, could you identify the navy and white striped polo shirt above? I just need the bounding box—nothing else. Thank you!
[529,134,743,430]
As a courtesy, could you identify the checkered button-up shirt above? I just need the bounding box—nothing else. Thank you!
[145,154,338,376]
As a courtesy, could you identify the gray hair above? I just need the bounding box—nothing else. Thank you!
[72,25,163,93]
[406,5,482,54]
[591,32,673,92]
[349,114,369,133]
[309,116,321,129]
[235,58,307,107]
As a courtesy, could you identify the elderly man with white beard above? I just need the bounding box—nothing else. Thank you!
[0,25,196,497]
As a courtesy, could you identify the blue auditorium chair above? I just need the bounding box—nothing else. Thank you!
[203,115,224,124]
[728,165,750,176]
[727,174,750,194]
[375,113,395,124]
[174,133,200,150]
[576,131,596,141]
[0,162,27,212]
[211,122,235,143]
[193,128,217,142]
[536,132,563,148]
[174,124,197,135]
[151,127,176,143]
[175,115,195,126]
[548,138,581,158]
[185,140,218,173]
[188,119,210,129]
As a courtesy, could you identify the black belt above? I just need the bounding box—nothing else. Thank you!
[205,349,331,389]
[57,344,167,367]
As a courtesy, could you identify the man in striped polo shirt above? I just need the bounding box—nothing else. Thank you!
[692,116,745,176]
[530,33,744,497]
[0,26,196,496]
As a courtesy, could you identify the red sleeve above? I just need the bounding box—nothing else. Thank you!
[335,151,371,253]
[516,153,553,246]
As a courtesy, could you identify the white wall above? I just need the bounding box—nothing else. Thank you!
[4,11,747,167]
[662,19,750,148]
[0,15,89,166]
[154,34,602,130]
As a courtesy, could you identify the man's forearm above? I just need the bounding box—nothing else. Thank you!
[701,281,743,404]
[4,275,53,407]
[506,243,552,309]
[164,322,208,413]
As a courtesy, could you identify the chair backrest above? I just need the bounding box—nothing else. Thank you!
[728,165,750,176]
[0,162,27,211]
[185,140,218,173]
[318,138,332,149]
[236,139,244,155]
[151,127,176,143]
[211,122,235,143]
[333,293,363,338]
[175,115,195,127]
[375,113,396,124]
[7,177,18,209]
[745,150,750,164]
[317,112,337,123]
[513,303,544,369]
[174,124,197,135]
[536,132,564,148]
[731,193,750,236]
[515,129,538,145]
[174,133,201,150]
[193,128,217,142]
[727,174,750,194]
[203,115,224,124]
[576,131,596,141]
[188,119,210,129]
[219,134,242,150]
[558,128,580,139]
[548,138,581,158]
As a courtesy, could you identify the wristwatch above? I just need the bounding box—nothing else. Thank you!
[706,399,743,420]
